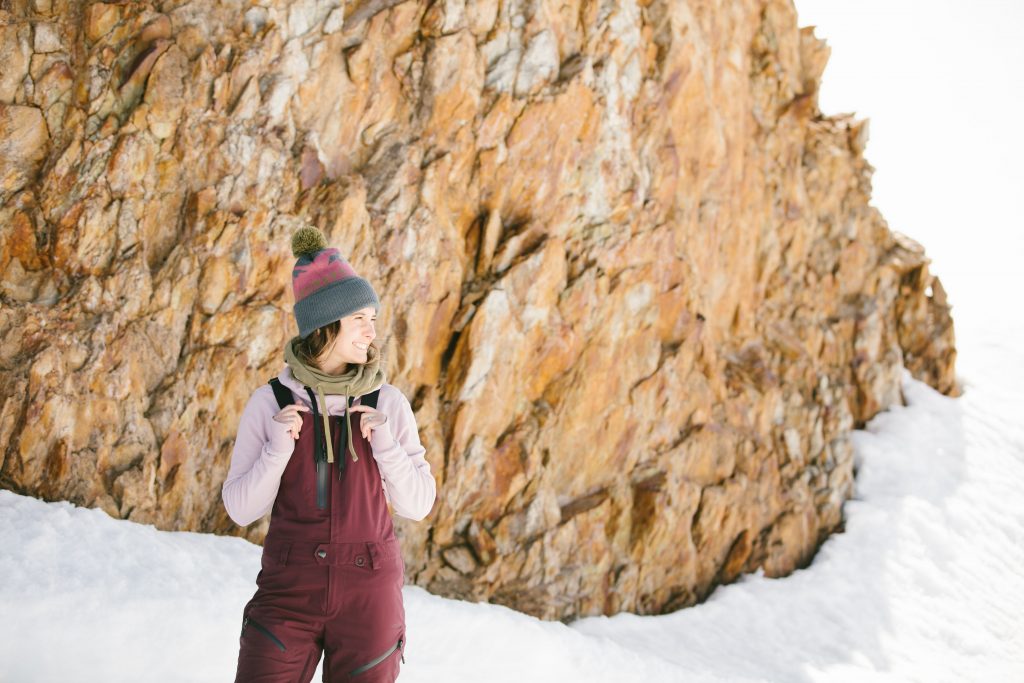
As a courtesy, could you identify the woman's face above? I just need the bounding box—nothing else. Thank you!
[317,306,377,374]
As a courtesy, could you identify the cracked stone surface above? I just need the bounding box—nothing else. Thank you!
[0,0,957,620]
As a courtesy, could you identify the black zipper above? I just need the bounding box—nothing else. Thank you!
[304,387,330,510]
[242,617,286,652]
[349,637,404,676]
[316,457,328,508]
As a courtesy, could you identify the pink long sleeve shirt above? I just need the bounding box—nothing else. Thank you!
[222,368,436,526]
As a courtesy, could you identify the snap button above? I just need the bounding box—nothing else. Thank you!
[355,556,365,567]
[316,549,327,559]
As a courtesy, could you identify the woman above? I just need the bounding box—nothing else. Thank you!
[222,226,436,682]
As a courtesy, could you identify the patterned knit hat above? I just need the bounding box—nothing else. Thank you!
[290,226,379,338]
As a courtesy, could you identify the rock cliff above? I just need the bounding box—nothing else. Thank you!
[0,0,956,619]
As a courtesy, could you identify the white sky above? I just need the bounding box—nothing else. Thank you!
[795,0,1024,333]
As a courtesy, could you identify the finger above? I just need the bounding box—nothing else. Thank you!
[348,405,374,413]
[274,407,307,422]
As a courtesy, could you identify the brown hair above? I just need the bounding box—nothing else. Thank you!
[294,320,341,369]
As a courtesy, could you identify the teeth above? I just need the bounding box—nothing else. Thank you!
[353,343,369,350]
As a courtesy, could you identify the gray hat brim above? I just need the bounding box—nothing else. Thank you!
[294,277,380,338]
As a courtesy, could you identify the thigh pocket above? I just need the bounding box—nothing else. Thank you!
[241,616,287,652]
[349,634,404,677]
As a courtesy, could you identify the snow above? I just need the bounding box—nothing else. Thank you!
[3,365,1021,681]
[578,374,1024,682]
[2,2,1023,681]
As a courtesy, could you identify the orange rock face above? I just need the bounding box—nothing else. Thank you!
[0,0,956,619]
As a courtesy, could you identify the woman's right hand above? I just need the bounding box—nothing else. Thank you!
[268,404,310,454]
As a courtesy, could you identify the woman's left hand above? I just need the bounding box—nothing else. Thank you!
[349,404,389,440]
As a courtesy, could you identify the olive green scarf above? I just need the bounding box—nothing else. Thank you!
[284,337,386,463]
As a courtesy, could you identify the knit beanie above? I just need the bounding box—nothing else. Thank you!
[291,226,379,338]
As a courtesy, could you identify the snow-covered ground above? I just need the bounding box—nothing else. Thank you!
[2,2,1023,682]
[3,366,1021,682]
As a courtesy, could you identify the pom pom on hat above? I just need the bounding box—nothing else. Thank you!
[292,226,327,258]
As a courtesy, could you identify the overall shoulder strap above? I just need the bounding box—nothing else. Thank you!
[360,389,380,410]
[268,377,294,409]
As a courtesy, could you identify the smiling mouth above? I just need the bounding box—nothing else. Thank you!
[353,342,369,351]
